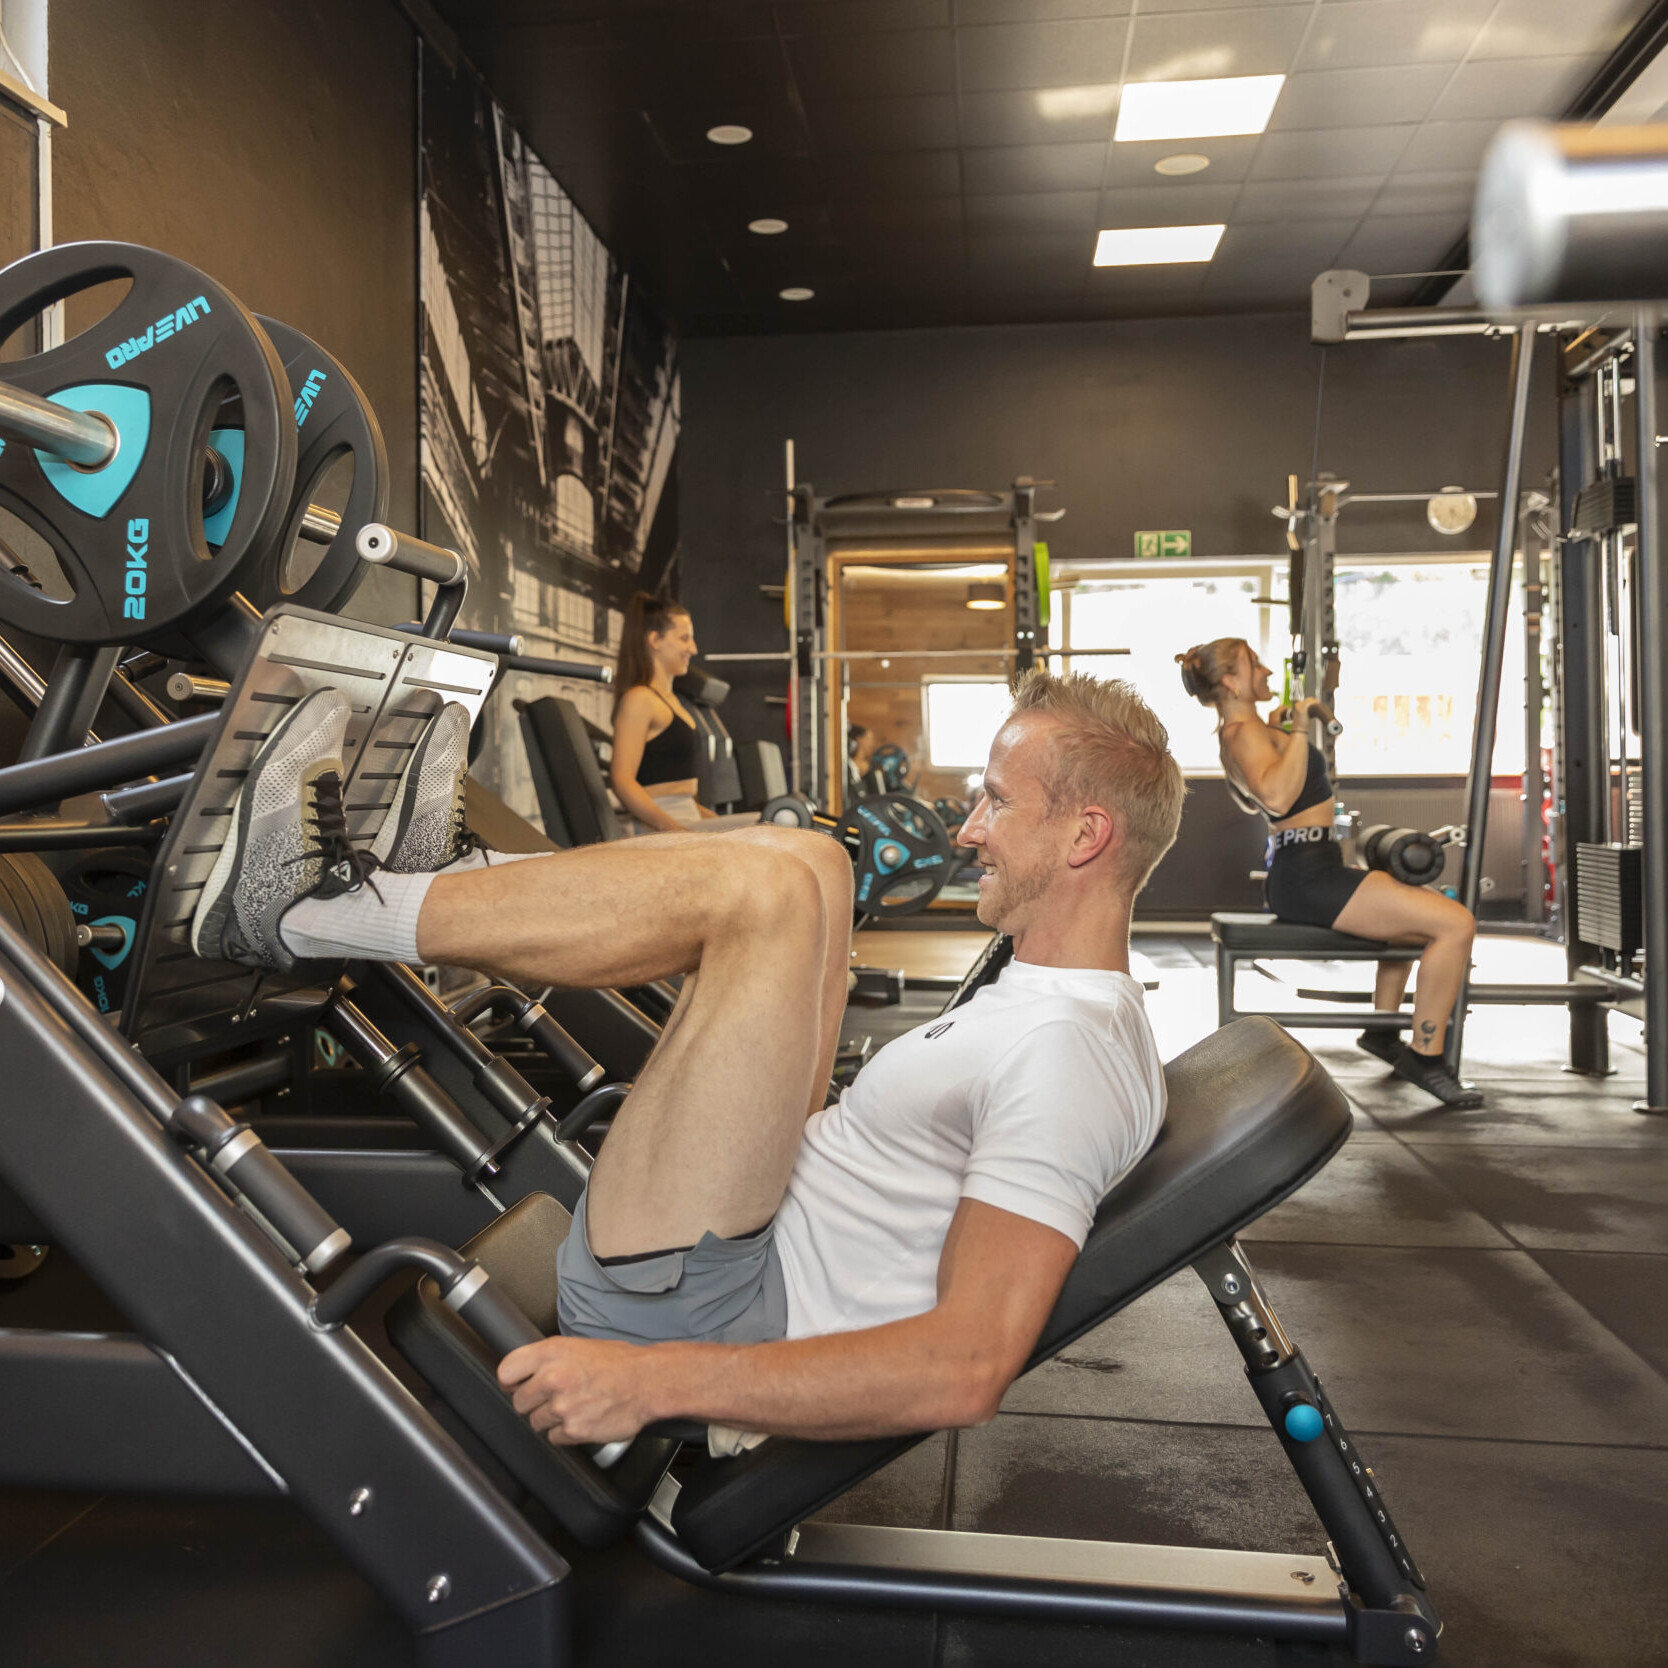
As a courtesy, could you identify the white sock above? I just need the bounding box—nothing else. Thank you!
[278,847,550,963]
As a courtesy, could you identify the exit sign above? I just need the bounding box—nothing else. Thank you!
[1135,529,1192,558]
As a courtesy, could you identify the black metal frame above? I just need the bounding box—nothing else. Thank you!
[626,1235,1437,1667]
[0,912,571,1666]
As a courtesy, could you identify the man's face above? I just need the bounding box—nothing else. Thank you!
[958,714,1067,932]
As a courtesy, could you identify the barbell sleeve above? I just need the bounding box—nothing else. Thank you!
[165,673,230,705]
[1474,120,1668,307]
[356,522,466,585]
[0,378,118,467]
[298,503,342,543]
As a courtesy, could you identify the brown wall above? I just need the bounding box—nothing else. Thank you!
[839,571,1009,810]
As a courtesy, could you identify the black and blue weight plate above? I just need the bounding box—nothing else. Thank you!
[243,315,389,617]
[0,242,295,646]
[56,850,150,1014]
[837,791,954,918]
[870,743,910,791]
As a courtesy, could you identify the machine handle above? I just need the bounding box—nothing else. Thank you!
[356,523,467,585]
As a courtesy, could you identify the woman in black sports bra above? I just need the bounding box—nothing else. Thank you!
[1178,636,1482,1109]
[610,593,755,835]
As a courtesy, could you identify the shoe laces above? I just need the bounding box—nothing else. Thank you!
[447,771,491,865]
[295,768,382,895]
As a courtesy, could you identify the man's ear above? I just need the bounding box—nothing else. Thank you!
[1067,805,1116,869]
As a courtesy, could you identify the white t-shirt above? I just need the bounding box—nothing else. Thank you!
[773,959,1166,1341]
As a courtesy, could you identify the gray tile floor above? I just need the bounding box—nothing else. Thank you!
[1,933,1665,1667]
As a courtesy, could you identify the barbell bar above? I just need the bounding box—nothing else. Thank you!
[0,371,354,548]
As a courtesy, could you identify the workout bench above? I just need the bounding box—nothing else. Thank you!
[389,1012,1440,1665]
[1211,911,1611,1034]
[1212,912,1417,1031]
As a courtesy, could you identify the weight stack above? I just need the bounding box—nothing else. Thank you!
[1575,843,1644,957]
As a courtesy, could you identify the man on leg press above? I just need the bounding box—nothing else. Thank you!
[194,672,1184,1448]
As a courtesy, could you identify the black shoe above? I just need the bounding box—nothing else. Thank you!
[1392,1045,1484,1110]
[1357,1028,1402,1068]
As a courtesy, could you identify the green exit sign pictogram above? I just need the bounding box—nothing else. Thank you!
[1134,529,1192,558]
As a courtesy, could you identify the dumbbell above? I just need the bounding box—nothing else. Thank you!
[760,794,832,831]
[1359,824,1445,888]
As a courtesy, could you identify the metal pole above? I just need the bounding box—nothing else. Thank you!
[16,644,103,765]
[784,439,799,796]
[1446,326,1536,1076]
[1632,309,1668,1115]
[0,379,115,466]
[1557,354,1612,1075]
[1521,540,1546,924]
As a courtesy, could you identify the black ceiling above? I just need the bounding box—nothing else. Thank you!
[424,0,1658,337]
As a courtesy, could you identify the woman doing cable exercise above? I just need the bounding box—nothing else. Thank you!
[610,593,756,836]
[1177,637,1481,1109]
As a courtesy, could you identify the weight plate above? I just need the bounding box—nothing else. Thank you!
[836,791,954,918]
[870,743,910,791]
[0,852,53,970]
[12,850,75,975]
[56,850,150,1014]
[0,242,295,645]
[244,316,390,617]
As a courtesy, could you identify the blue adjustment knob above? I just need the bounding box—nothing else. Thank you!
[1284,1403,1325,1443]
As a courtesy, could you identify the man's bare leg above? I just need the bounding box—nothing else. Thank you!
[417,832,833,1257]
[728,826,854,1111]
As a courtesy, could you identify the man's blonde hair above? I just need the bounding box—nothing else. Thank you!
[1009,668,1186,893]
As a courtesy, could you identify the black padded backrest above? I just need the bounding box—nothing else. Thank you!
[668,1016,1352,1572]
[737,741,788,808]
[517,696,624,846]
[675,668,731,708]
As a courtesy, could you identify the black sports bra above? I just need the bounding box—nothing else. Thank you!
[636,690,702,787]
[1227,741,1333,822]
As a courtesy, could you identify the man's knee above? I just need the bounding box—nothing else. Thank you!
[739,826,853,914]
[720,842,827,948]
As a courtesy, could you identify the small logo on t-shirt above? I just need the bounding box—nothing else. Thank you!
[924,1021,954,1039]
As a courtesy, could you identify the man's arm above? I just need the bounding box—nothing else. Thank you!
[498,1199,1078,1445]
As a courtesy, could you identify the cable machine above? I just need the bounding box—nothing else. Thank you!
[1310,252,1665,1105]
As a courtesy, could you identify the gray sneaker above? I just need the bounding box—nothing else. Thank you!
[192,687,367,972]
[370,700,481,873]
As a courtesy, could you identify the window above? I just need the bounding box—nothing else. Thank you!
[925,680,1015,769]
[1333,559,1525,776]
[1050,565,1276,773]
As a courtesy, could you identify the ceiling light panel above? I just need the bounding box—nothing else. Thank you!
[1114,76,1285,144]
[1093,224,1224,266]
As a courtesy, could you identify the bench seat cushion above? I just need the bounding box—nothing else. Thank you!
[1211,911,1397,955]
[668,1016,1351,1572]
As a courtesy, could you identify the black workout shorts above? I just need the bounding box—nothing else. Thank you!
[1265,838,1368,930]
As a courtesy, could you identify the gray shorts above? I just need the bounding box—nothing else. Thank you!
[555,1190,789,1346]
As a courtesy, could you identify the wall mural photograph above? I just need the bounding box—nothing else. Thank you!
[418,44,680,817]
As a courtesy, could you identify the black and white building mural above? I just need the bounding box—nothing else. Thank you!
[419,47,680,817]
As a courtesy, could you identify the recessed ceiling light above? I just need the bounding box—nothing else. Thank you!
[1093,224,1225,266]
[706,123,753,146]
[1115,75,1285,143]
[749,217,789,235]
[779,286,815,301]
[1154,153,1211,176]
[966,582,1005,611]
[1035,84,1120,122]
